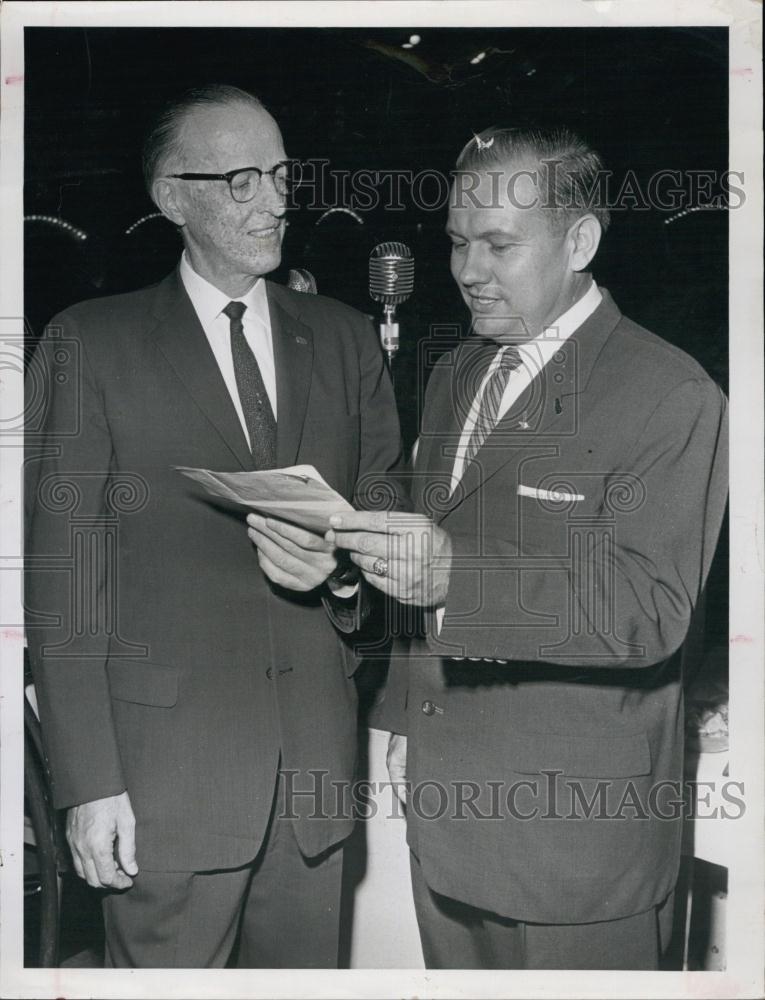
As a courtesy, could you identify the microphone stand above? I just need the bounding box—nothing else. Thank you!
[380,304,400,375]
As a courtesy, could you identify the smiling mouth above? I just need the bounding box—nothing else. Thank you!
[468,294,502,311]
[248,223,282,238]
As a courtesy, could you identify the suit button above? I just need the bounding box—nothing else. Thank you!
[266,667,274,680]
[421,700,436,716]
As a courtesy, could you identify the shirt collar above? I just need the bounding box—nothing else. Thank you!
[534,280,602,347]
[179,251,270,331]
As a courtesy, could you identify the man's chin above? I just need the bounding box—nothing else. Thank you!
[246,248,282,278]
[470,314,531,343]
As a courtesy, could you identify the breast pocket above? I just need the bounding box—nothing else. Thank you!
[507,731,651,779]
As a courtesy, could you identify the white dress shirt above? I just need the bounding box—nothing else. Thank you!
[436,281,603,629]
[180,255,358,597]
[180,252,277,449]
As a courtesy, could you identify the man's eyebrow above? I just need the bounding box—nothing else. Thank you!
[444,226,524,240]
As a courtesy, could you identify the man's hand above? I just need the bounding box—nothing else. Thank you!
[247,514,338,591]
[327,511,452,606]
[66,791,138,890]
[387,733,408,805]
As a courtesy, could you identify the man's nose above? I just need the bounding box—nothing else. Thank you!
[256,174,287,217]
[456,246,490,287]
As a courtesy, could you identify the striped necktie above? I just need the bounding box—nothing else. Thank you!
[223,300,277,470]
[463,345,523,465]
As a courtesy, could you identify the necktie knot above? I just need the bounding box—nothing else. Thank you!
[223,300,247,325]
[498,344,523,372]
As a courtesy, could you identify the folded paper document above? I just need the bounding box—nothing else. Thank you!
[176,464,353,533]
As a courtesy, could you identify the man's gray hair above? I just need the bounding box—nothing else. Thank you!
[455,125,611,233]
[142,84,266,199]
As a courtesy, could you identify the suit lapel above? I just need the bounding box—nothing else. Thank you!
[434,290,623,520]
[414,340,494,510]
[150,270,254,470]
[267,283,314,468]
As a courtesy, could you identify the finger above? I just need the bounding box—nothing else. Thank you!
[329,511,390,533]
[110,869,134,890]
[91,844,121,887]
[247,526,271,549]
[93,842,136,889]
[249,524,329,565]
[251,531,300,569]
[332,530,391,558]
[330,511,432,535]
[116,826,138,878]
[259,522,332,559]
[257,551,311,592]
[246,512,268,531]
[68,840,86,881]
[82,852,110,889]
[257,550,298,587]
[350,551,390,578]
[264,518,332,551]
[359,568,398,597]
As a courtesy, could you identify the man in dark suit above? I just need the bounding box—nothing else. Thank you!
[25,85,403,968]
[328,126,728,969]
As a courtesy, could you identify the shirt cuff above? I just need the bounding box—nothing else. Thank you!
[326,578,360,600]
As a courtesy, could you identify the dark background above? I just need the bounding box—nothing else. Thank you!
[22,24,730,968]
[24,26,729,406]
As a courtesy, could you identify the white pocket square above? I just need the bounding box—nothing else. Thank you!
[517,484,584,502]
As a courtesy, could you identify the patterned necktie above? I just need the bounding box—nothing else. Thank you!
[463,345,523,465]
[222,300,277,470]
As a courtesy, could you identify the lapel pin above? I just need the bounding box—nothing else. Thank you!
[518,419,530,429]
[295,336,307,345]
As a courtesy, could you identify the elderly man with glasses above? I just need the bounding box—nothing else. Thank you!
[25,84,404,968]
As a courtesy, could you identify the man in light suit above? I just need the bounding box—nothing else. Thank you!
[25,85,403,968]
[328,126,728,969]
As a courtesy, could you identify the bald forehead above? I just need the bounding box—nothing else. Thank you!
[174,100,283,171]
[450,157,541,209]
[449,156,562,236]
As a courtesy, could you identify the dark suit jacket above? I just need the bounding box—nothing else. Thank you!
[25,269,404,871]
[379,289,728,924]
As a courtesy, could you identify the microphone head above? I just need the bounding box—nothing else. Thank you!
[287,267,317,295]
[369,242,414,305]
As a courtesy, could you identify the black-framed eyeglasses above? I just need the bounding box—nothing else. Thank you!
[166,160,302,203]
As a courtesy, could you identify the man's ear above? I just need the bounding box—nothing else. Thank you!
[152,178,186,227]
[568,214,602,272]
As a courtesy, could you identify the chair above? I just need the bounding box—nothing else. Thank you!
[24,654,71,967]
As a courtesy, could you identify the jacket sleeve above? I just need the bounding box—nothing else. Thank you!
[351,314,409,514]
[25,313,126,808]
[323,312,409,667]
[369,645,409,734]
[431,378,728,669]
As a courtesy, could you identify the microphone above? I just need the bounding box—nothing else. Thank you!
[287,267,317,295]
[369,242,414,363]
